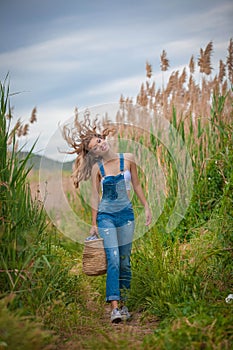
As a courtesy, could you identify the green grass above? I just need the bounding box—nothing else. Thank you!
[142,303,233,350]
[0,295,56,350]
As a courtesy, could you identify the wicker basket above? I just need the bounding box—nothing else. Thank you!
[82,238,107,276]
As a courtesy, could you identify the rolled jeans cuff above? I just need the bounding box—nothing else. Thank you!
[106,295,121,302]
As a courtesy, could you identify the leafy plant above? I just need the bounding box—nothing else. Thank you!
[0,295,56,350]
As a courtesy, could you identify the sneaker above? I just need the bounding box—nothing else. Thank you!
[111,308,122,323]
[120,306,131,321]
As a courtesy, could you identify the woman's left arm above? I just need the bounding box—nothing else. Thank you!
[128,153,152,226]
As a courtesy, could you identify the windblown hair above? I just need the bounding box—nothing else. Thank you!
[62,111,115,188]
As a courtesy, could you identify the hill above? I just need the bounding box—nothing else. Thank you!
[19,152,73,172]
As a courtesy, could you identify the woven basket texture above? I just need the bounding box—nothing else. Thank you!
[82,238,107,276]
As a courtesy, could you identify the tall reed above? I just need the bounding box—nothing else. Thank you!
[0,78,48,294]
[0,79,93,338]
[113,40,233,238]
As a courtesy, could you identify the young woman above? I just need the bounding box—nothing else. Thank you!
[63,115,152,323]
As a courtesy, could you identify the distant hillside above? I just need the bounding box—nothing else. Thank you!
[19,152,73,172]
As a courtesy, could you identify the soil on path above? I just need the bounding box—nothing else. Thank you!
[55,305,158,350]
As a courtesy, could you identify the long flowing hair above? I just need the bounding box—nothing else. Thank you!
[62,110,115,188]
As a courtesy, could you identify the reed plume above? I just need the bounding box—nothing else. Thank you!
[178,67,187,89]
[198,41,213,75]
[17,124,23,137]
[118,39,232,152]
[189,55,195,74]
[30,107,37,123]
[226,38,233,84]
[146,61,152,78]
[160,50,170,71]
[218,60,226,83]
[22,124,29,136]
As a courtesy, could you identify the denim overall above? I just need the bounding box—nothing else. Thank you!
[97,153,135,302]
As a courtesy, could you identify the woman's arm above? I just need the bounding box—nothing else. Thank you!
[90,163,101,235]
[128,153,152,226]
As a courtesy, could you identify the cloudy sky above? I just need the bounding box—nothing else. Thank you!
[0,0,232,160]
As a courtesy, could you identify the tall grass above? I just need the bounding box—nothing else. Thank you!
[115,40,233,237]
[0,78,47,295]
[122,103,233,348]
[0,79,86,323]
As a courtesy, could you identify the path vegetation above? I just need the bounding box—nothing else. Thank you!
[1,40,233,349]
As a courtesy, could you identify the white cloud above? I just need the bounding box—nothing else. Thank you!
[86,74,145,97]
[0,32,89,72]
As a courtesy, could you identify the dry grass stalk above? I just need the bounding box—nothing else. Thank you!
[218,60,226,83]
[189,55,195,74]
[146,61,152,78]
[222,80,228,96]
[6,106,38,146]
[30,107,37,123]
[198,41,213,75]
[119,94,125,108]
[160,50,170,72]
[178,68,187,89]
[227,38,233,84]
[17,125,23,137]
[22,124,29,136]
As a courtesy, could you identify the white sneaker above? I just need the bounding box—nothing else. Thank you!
[111,308,122,323]
[120,306,131,321]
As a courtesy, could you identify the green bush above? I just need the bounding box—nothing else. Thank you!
[0,295,56,350]
[143,303,233,350]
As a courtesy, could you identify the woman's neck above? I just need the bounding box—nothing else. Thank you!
[101,149,118,162]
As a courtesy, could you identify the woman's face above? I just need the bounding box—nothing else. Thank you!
[88,136,109,155]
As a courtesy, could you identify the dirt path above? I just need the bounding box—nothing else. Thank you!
[56,305,158,349]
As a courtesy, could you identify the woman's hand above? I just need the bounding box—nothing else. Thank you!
[145,204,152,226]
[90,225,98,236]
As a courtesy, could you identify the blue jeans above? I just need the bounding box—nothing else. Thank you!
[97,209,135,302]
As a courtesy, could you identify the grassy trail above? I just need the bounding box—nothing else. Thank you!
[55,303,159,350]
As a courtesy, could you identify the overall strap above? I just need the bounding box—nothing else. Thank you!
[97,161,105,177]
[119,153,124,172]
